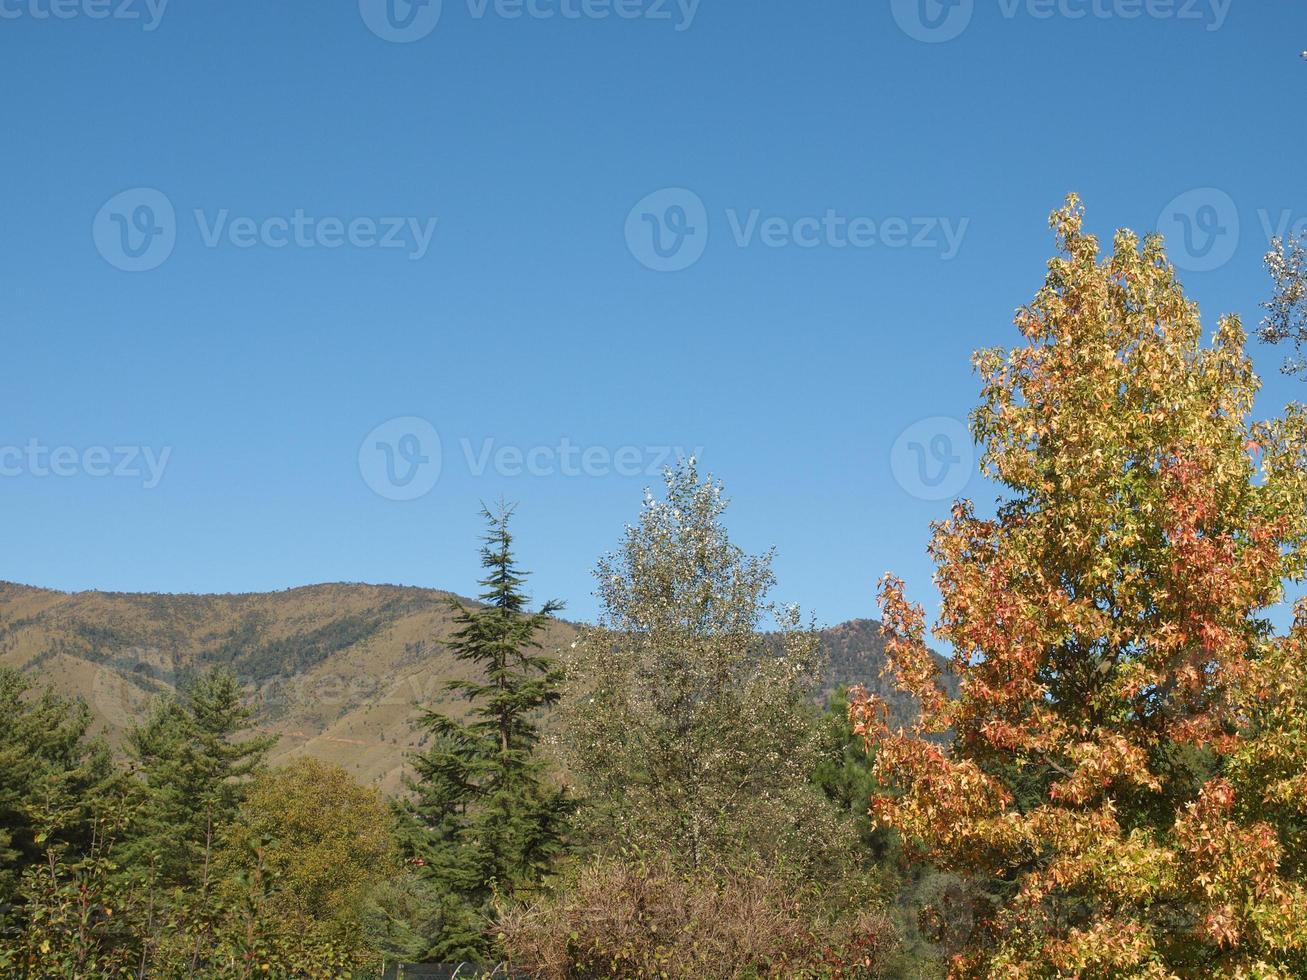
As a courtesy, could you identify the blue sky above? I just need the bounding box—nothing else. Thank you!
[2,0,1305,628]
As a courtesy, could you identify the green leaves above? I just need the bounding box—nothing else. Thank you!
[0,668,119,923]
[559,462,856,886]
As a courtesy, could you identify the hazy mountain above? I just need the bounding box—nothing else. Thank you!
[0,582,954,793]
[814,616,959,721]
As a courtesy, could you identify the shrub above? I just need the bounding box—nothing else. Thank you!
[498,856,897,979]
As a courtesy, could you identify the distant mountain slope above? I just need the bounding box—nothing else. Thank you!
[0,581,507,793]
[0,582,954,793]
[815,617,959,723]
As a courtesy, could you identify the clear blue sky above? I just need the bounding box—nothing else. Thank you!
[2,1,1305,628]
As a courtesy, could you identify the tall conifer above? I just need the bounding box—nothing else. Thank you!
[407,505,569,960]
[124,668,275,890]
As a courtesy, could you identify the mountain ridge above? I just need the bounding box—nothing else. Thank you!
[0,581,953,793]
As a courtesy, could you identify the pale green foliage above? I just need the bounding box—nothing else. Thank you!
[217,758,396,926]
[560,461,857,877]
[1260,234,1307,375]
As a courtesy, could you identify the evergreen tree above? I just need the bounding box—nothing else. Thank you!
[406,505,570,960]
[0,668,119,931]
[122,668,275,891]
[813,687,884,855]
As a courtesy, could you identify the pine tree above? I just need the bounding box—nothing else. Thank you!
[0,668,119,931]
[406,505,570,960]
[123,668,276,892]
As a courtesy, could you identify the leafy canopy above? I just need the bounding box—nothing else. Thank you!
[853,197,1307,977]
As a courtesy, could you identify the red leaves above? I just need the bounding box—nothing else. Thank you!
[876,575,950,726]
[846,685,887,744]
[863,199,1307,974]
[1046,733,1159,806]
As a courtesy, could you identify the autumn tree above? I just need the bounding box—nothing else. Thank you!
[852,197,1307,976]
[199,758,397,974]
[406,505,570,960]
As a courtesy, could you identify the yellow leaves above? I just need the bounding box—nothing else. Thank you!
[872,198,1307,974]
[1047,732,1161,806]
[1203,905,1241,949]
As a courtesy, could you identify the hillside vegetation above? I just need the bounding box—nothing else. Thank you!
[0,581,937,793]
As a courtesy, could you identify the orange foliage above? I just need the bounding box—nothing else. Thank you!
[853,198,1307,977]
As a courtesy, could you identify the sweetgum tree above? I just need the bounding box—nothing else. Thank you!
[852,198,1307,977]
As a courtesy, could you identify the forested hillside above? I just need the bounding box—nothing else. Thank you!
[7,198,1302,977]
[0,582,934,792]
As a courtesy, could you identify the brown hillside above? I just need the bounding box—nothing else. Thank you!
[0,582,948,794]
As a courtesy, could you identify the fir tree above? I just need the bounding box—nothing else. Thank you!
[0,668,119,929]
[122,668,276,892]
[406,505,570,961]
